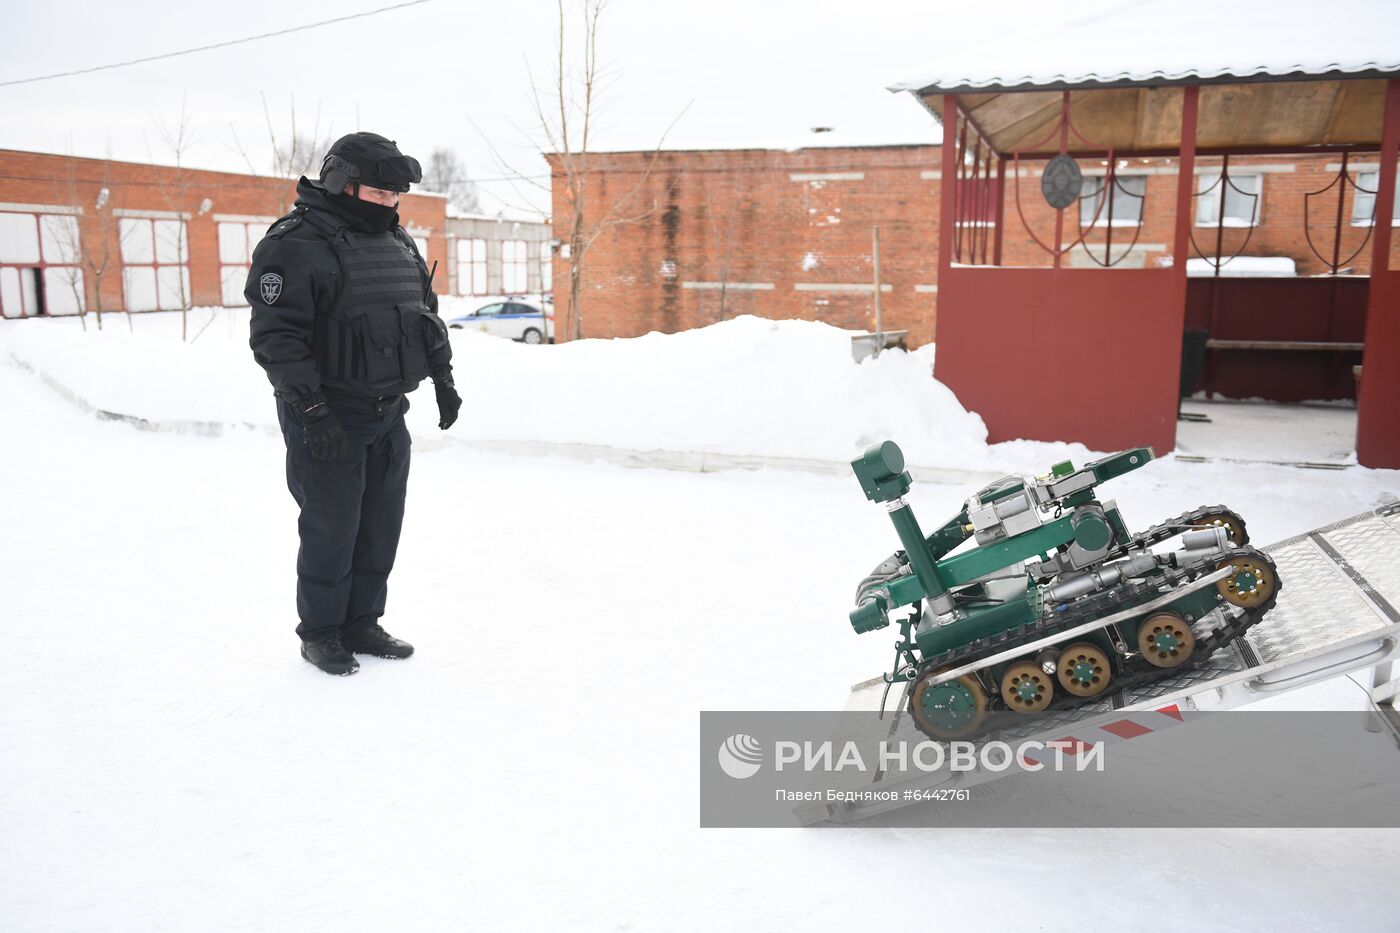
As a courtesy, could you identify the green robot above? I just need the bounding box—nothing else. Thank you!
[849,441,1280,740]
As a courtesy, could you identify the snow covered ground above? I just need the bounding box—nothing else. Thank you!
[1178,397,1360,465]
[2,310,1399,931]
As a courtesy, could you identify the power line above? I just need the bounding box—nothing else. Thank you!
[0,171,548,189]
[0,0,434,89]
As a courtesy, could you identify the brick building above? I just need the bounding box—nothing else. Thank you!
[549,144,1398,346]
[0,148,449,318]
[446,212,552,299]
[546,144,941,341]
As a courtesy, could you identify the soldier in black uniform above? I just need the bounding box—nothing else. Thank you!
[246,132,462,676]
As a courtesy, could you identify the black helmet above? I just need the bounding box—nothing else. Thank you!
[319,132,422,194]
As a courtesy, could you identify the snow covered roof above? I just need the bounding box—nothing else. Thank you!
[887,0,1399,155]
[889,0,1400,93]
[445,208,550,226]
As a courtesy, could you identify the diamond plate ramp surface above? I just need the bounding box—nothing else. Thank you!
[1121,648,1245,706]
[1248,509,1400,667]
[1320,515,1400,615]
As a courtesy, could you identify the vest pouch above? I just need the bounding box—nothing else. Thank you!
[397,301,439,385]
[313,316,360,382]
[359,308,406,391]
[420,307,450,353]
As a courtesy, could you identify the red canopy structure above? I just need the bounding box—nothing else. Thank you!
[891,2,1400,467]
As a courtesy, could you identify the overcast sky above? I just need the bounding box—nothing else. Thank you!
[0,0,1069,219]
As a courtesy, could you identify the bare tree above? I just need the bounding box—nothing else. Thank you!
[229,94,333,218]
[703,187,741,323]
[45,211,88,331]
[273,133,326,180]
[151,100,197,339]
[56,153,121,332]
[421,148,482,214]
[528,0,686,341]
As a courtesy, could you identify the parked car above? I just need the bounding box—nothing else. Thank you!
[446,299,553,344]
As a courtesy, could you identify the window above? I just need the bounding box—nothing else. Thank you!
[0,210,85,318]
[1352,171,1400,226]
[216,219,274,306]
[1079,175,1145,226]
[501,239,528,294]
[475,303,505,316]
[38,216,84,315]
[456,238,487,295]
[540,241,552,293]
[119,217,189,311]
[0,212,39,264]
[1196,172,1262,227]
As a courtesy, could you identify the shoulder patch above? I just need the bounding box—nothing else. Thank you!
[259,271,284,304]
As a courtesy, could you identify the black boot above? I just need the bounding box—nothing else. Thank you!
[342,620,414,659]
[301,633,360,676]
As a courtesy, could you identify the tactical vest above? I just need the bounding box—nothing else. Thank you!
[285,207,448,397]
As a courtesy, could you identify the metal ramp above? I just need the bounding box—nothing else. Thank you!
[796,501,1400,825]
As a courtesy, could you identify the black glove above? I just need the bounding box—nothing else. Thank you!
[434,374,462,430]
[298,394,348,461]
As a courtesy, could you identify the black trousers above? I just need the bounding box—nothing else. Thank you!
[276,396,412,640]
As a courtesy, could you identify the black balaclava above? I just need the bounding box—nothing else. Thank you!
[327,187,399,234]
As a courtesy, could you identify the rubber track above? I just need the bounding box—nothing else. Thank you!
[905,505,1280,737]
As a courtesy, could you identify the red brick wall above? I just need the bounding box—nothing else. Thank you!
[551,147,1398,344]
[548,146,941,344]
[0,148,448,314]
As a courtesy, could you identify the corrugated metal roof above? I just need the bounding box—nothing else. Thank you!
[888,0,1400,94]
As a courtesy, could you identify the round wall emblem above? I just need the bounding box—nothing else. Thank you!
[1041,154,1084,210]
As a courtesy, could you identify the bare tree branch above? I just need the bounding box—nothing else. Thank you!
[151,97,196,338]
[478,0,690,340]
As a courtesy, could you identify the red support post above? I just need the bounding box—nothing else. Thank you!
[1368,84,1399,275]
[971,135,984,264]
[1356,78,1400,468]
[953,119,968,263]
[1052,92,1071,269]
[938,96,959,280]
[993,156,1006,266]
[1173,86,1200,270]
[1174,86,1202,402]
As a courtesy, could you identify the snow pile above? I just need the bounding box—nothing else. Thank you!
[0,310,272,425]
[443,314,1023,468]
[0,309,1094,473]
